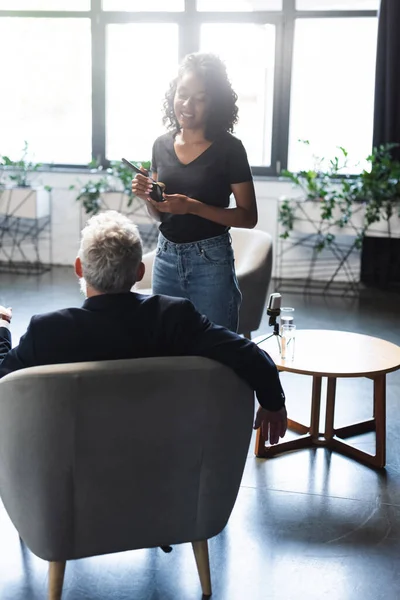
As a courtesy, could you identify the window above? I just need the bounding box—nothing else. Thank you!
[0,0,90,9]
[106,24,179,162]
[288,18,378,172]
[0,18,92,164]
[0,1,379,173]
[296,0,379,9]
[102,0,184,11]
[197,0,282,10]
[200,23,275,167]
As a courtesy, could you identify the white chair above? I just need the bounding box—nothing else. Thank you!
[0,357,253,599]
[134,228,273,338]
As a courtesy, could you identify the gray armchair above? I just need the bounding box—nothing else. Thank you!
[0,357,253,599]
[135,228,273,338]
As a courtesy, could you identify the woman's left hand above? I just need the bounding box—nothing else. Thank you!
[148,194,196,215]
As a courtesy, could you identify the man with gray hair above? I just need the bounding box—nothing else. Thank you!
[77,210,144,296]
[0,211,286,445]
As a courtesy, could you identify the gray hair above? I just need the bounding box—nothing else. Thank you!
[79,211,143,293]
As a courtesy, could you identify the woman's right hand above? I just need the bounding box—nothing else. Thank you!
[131,167,153,201]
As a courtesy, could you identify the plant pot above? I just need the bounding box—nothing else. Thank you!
[360,213,400,288]
[361,237,400,289]
[0,187,50,219]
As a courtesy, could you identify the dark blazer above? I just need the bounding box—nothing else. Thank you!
[0,292,285,411]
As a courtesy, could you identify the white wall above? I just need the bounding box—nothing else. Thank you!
[1,171,363,282]
[42,172,297,267]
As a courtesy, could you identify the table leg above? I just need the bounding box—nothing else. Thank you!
[329,374,387,469]
[287,419,310,435]
[254,419,310,458]
[325,377,337,441]
[253,360,388,468]
[374,373,386,468]
[254,375,322,458]
[310,376,322,440]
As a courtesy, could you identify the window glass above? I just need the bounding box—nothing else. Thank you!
[296,1,379,10]
[106,24,179,162]
[0,18,92,164]
[200,23,276,167]
[0,1,90,9]
[102,0,183,11]
[197,0,282,10]
[288,18,378,172]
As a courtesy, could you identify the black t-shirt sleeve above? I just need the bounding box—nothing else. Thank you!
[228,139,253,184]
[151,140,158,173]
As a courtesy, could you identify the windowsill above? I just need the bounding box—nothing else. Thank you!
[253,175,282,182]
[5,166,285,182]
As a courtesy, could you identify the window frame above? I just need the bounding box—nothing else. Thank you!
[0,0,378,175]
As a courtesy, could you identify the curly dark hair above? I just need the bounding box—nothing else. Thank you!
[163,53,239,140]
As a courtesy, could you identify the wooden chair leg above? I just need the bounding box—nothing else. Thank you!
[48,561,66,600]
[254,423,267,457]
[192,540,212,596]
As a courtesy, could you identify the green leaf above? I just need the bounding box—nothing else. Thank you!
[141,160,151,171]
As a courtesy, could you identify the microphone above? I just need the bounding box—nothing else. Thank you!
[267,293,281,324]
[255,292,282,347]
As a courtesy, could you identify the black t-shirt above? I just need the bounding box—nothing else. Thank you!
[151,131,253,243]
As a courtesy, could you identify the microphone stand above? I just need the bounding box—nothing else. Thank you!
[255,308,282,352]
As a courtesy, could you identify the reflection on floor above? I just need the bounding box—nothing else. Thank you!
[1,268,400,600]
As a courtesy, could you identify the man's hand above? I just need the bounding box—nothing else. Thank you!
[0,306,12,323]
[253,406,287,445]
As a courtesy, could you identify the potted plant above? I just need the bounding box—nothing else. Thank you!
[0,142,52,273]
[279,143,365,245]
[74,159,151,215]
[277,145,364,290]
[355,145,400,288]
[0,141,51,220]
[74,159,158,252]
[278,142,400,289]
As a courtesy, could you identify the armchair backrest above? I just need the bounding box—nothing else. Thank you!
[231,228,273,335]
[0,357,253,562]
[230,228,273,280]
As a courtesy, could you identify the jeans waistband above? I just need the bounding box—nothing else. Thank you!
[158,231,231,254]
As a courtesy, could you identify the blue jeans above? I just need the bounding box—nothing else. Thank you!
[152,231,242,332]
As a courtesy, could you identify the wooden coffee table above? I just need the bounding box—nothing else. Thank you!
[254,330,400,469]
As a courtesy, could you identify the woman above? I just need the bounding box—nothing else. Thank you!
[132,52,257,332]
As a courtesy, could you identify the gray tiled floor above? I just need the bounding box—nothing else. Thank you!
[1,268,400,600]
